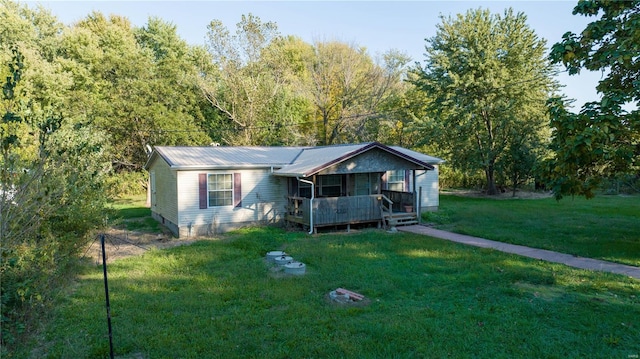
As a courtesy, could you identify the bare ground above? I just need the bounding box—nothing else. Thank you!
[83,228,207,264]
[443,189,553,199]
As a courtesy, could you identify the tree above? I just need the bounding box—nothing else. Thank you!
[304,42,404,145]
[135,17,214,142]
[373,51,425,147]
[259,35,318,145]
[546,0,639,198]
[59,13,210,171]
[412,8,557,194]
[1,45,110,347]
[202,13,298,145]
[0,3,113,345]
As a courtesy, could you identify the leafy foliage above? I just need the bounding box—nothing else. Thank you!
[304,42,407,145]
[201,14,304,145]
[0,7,111,347]
[411,8,557,194]
[546,0,640,198]
[59,13,210,170]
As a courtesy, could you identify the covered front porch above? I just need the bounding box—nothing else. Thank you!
[272,142,438,233]
[284,177,419,233]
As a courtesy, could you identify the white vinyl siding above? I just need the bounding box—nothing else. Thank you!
[147,156,178,225]
[176,169,288,236]
[415,166,440,210]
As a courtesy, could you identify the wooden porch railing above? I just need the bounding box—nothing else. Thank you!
[381,190,415,213]
[286,194,390,227]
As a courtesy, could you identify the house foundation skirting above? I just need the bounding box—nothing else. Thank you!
[151,212,179,237]
[177,220,283,239]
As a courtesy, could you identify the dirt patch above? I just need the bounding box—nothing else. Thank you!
[83,228,206,264]
[443,189,553,200]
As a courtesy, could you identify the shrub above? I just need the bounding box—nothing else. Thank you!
[105,171,148,197]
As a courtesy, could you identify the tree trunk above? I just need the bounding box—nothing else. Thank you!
[485,164,498,195]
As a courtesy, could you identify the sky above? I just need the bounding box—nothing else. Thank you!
[28,1,604,108]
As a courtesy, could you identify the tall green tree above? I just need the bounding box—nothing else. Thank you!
[259,35,317,145]
[60,13,209,171]
[372,50,421,147]
[135,17,213,143]
[412,8,557,194]
[304,42,403,145]
[1,6,111,343]
[202,13,301,145]
[546,0,639,198]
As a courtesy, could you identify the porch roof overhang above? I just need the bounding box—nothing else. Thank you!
[272,142,439,178]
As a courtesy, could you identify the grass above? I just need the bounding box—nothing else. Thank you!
[423,193,640,267]
[107,195,161,232]
[19,227,640,358]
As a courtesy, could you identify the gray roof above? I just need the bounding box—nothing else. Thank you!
[271,143,370,177]
[149,146,304,169]
[146,142,444,176]
[389,146,444,165]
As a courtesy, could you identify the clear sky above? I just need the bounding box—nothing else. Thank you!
[29,1,604,108]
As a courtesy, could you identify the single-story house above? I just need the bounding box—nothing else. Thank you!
[144,142,444,237]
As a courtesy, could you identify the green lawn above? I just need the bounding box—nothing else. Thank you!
[424,193,640,267]
[107,195,161,232]
[20,227,640,358]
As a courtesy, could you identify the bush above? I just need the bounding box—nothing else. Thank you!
[438,166,485,190]
[601,174,640,195]
[105,171,148,197]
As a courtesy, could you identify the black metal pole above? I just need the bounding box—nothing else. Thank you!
[101,234,115,359]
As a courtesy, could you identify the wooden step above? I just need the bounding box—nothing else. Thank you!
[384,212,418,227]
[388,219,418,226]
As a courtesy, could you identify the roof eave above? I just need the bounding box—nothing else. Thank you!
[302,142,434,176]
[168,164,286,171]
[272,171,308,178]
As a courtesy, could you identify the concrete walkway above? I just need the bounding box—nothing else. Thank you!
[398,225,640,280]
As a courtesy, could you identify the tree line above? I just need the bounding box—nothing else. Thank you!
[1,0,638,349]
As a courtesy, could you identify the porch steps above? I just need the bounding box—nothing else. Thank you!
[384,212,418,227]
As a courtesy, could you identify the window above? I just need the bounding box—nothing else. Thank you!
[299,180,312,198]
[208,174,233,206]
[387,170,405,192]
[319,175,341,197]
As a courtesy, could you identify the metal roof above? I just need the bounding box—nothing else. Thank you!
[148,146,305,170]
[271,143,368,177]
[389,146,445,165]
[145,142,444,175]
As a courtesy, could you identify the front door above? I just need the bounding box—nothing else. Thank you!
[149,171,156,209]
